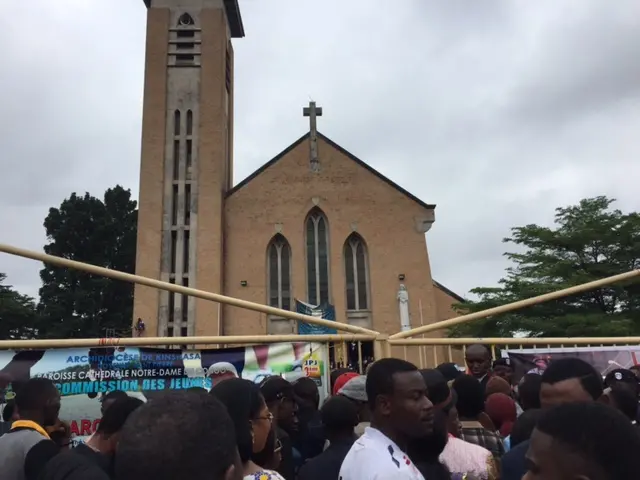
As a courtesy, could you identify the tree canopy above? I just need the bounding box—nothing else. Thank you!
[37,186,137,338]
[450,196,640,338]
[0,273,38,340]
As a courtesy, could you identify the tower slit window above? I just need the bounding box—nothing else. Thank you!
[268,235,292,311]
[182,277,189,323]
[173,140,180,180]
[183,230,190,274]
[305,209,330,305]
[170,231,177,274]
[186,110,193,135]
[344,234,369,311]
[174,110,181,136]
[171,184,179,225]
[184,184,191,226]
[186,140,192,179]
[168,277,176,323]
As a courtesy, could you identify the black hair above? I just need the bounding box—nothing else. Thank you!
[15,378,58,412]
[320,395,359,434]
[2,400,15,422]
[407,410,451,480]
[540,358,603,400]
[102,390,128,404]
[365,358,418,409]
[465,344,491,356]
[451,374,484,418]
[536,402,640,478]
[210,377,265,464]
[115,390,238,480]
[251,426,277,469]
[510,408,543,448]
[294,377,319,403]
[97,396,143,436]
[608,385,639,422]
[518,374,542,410]
[260,376,294,406]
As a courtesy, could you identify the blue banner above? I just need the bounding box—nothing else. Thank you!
[296,299,337,334]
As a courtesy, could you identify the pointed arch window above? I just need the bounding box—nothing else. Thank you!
[306,209,330,305]
[344,233,369,310]
[267,234,291,311]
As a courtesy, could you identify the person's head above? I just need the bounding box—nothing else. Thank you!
[115,390,242,480]
[407,410,452,480]
[435,362,463,382]
[518,374,542,411]
[539,358,603,409]
[484,393,517,437]
[2,400,16,422]
[485,376,512,398]
[492,358,514,384]
[333,372,359,396]
[321,395,359,442]
[601,384,639,422]
[628,364,640,379]
[260,376,298,434]
[524,402,640,480]
[293,376,320,411]
[603,368,639,397]
[451,374,485,420]
[420,369,453,409]
[100,390,128,416]
[465,344,491,379]
[210,378,273,464]
[337,374,368,420]
[366,358,433,439]
[440,390,461,438]
[94,396,143,455]
[15,378,60,427]
[510,409,543,449]
[330,368,353,393]
[251,425,281,471]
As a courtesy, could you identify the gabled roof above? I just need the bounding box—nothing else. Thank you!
[433,280,466,303]
[227,132,436,210]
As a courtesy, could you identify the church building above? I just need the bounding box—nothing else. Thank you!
[132,0,463,364]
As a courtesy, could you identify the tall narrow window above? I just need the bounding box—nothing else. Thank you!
[183,230,190,274]
[170,231,177,274]
[344,234,369,310]
[305,209,330,305]
[182,277,189,322]
[168,278,176,322]
[184,184,191,226]
[171,185,179,225]
[186,140,192,179]
[173,140,180,180]
[174,110,181,136]
[186,110,193,135]
[267,234,292,311]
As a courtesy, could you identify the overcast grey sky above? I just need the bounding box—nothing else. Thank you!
[1,0,640,301]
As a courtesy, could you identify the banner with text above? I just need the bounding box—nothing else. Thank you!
[503,345,640,381]
[296,299,337,334]
[0,342,328,445]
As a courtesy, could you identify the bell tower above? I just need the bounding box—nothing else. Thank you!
[133,0,244,338]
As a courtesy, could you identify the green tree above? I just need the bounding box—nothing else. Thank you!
[38,186,137,338]
[0,273,38,339]
[451,196,640,338]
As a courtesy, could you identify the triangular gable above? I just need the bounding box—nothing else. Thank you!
[227,132,436,211]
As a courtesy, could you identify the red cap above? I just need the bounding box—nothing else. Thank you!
[333,372,359,396]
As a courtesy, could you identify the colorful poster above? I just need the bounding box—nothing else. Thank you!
[0,342,329,446]
[502,345,640,381]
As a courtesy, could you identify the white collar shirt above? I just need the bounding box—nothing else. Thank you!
[338,426,425,480]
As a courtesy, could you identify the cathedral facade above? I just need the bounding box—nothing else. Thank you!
[132,0,462,362]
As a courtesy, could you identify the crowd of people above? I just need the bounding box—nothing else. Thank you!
[2,343,640,479]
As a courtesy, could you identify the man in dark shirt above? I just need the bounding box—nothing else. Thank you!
[75,396,143,478]
[298,396,358,480]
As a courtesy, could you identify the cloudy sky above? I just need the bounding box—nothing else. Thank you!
[1,0,640,301]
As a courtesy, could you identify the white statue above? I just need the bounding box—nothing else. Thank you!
[397,284,411,331]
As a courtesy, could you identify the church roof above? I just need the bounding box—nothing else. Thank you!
[227,132,436,210]
[433,281,466,303]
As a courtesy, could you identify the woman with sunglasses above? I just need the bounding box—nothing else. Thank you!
[210,378,286,480]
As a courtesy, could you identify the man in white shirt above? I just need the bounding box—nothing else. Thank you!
[339,358,434,480]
